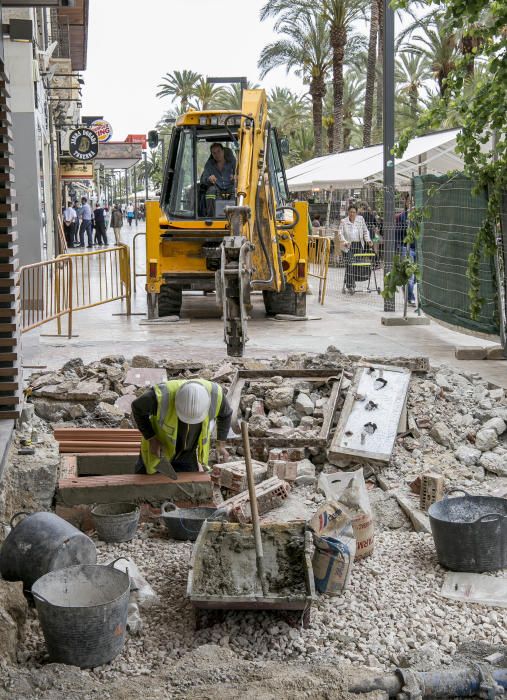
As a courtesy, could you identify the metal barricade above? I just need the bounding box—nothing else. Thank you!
[132,231,146,294]
[62,244,131,316]
[19,245,131,338]
[308,235,331,304]
[19,257,73,338]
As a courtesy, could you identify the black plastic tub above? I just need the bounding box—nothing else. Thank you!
[160,501,216,541]
[428,489,507,572]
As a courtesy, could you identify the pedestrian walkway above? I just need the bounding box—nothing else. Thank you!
[21,223,506,387]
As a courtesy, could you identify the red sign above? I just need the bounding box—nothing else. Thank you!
[125,134,147,149]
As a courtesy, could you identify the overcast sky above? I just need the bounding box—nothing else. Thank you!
[81,0,306,141]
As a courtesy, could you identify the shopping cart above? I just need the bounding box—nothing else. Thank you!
[342,250,381,295]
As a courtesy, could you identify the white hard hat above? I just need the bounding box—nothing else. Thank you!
[175,382,211,424]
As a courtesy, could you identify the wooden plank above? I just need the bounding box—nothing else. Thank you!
[0,203,16,214]
[0,232,17,243]
[0,337,17,347]
[0,217,17,228]
[0,245,17,259]
[0,381,20,391]
[0,308,17,319]
[0,367,18,376]
[0,408,19,419]
[0,351,17,361]
[57,472,213,506]
[0,291,18,302]
[0,321,16,331]
[0,396,20,405]
[0,260,18,272]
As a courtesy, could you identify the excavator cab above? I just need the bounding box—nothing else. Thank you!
[145,91,309,356]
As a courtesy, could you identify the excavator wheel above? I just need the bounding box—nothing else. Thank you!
[158,284,182,317]
[263,285,306,317]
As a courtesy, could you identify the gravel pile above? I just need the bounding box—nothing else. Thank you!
[17,513,507,684]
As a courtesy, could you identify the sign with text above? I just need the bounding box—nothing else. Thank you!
[69,128,99,161]
[60,162,94,180]
[90,119,113,143]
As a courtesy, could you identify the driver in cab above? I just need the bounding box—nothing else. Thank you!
[201,142,236,216]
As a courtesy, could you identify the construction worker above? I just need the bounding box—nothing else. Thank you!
[131,379,232,474]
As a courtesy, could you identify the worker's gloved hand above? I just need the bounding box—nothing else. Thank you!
[216,442,230,463]
[149,436,161,458]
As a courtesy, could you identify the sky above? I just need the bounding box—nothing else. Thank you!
[81,0,306,141]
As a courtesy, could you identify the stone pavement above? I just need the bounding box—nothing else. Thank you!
[21,222,506,387]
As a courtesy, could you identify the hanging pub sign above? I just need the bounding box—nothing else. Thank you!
[90,119,113,143]
[69,127,99,161]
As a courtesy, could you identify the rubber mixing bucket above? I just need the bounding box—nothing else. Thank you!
[31,562,130,668]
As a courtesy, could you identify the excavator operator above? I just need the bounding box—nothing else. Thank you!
[200,142,236,216]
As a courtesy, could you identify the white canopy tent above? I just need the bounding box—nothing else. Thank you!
[285,129,463,191]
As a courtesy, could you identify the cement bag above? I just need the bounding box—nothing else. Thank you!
[318,469,374,559]
[312,533,356,595]
[309,501,355,595]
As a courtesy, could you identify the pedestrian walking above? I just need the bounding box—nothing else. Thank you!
[93,203,108,246]
[62,201,77,248]
[79,196,93,247]
[126,203,135,227]
[110,204,123,244]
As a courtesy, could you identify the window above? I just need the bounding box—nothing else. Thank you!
[268,128,290,206]
[168,129,195,217]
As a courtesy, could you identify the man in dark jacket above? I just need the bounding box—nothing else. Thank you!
[93,204,108,246]
[200,143,236,216]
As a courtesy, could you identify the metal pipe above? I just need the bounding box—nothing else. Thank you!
[349,666,507,697]
[382,0,395,312]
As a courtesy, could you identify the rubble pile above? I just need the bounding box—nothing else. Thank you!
[240,377,333,439]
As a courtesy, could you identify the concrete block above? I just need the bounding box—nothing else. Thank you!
[381,316,430,326]
[268,447,305,462]
[267,459,298,481]
[486,345,507,360]
[454,346,488,360]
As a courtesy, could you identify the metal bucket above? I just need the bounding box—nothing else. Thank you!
[428,489,507,572]
[0,512,97,590]
[91,502,140,542]
[31,562,130,668]
[160,501,216,541]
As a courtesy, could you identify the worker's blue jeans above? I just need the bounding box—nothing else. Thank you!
[401,245,416,302]
[80,220,93,247]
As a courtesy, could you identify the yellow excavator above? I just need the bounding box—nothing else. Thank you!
[145,87,309,357]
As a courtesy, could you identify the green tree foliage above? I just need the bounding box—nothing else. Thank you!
[156,69,201,110]
[258,7,331,156]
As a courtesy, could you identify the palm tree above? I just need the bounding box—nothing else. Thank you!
[410,24,457,97]
[258,8,331,156]
[214,81,260,110]
[156,69,201,111]
[395,52,429,123]
[362,0,379,147]
[342,72,365,149]
[288,127,315,166]
[267,87,310,137]
[189,78,226,110]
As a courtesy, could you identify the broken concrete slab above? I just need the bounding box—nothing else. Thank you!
[0,580,28,663]
[329,364,411,465]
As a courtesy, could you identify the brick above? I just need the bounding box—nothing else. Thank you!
[211,459,267,492]
[267,459,298,481]
[454,346,488,360]
[218,477,291,523]
[268,447,305,462]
